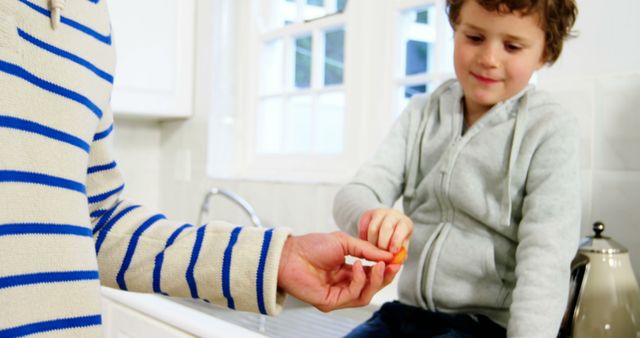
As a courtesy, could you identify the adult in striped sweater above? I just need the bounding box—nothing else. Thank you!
[0,0,401,336]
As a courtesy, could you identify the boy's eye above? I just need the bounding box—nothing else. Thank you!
[505,43,522,52]
[465,34,483,43]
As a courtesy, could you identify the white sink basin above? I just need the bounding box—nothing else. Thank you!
[173,296,376,338]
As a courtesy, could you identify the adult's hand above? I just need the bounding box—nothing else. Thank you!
[277,231,401,312]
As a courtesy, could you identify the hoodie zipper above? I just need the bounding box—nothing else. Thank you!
[439,98,465,224]
[422,98,464,309]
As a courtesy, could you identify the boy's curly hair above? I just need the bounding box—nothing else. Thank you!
[446,0,578,64]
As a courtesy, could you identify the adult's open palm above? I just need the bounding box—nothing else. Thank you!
[277,231,400,312]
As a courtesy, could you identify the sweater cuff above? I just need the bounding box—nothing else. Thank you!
[260,227,290,315]
[222,225,291,315]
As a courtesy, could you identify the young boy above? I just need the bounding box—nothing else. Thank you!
[334,0,579,336]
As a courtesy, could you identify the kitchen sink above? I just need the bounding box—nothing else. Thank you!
[173,296,376,338]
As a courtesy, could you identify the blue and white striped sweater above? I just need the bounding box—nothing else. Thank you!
[0,1,289,336]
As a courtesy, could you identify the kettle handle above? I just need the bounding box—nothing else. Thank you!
[559,253,590,337]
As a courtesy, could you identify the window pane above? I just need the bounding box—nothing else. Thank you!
[399,6,435,77]
[324,28,344,86]
[337,0,348,11]
[294,35,312,89]
[285,95,313,153]
[303,0,348,21]
[404,84,428,98]
[397,83,430,117]
[257,98,284,154]
[405,40,429,75]
[261,39,284,95]
[416,9,429,24]
[315,92,345,153]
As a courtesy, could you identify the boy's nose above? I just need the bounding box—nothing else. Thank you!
[477,44,499,68]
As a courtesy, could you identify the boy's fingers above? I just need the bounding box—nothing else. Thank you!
[367,212,385,247]
[389,221,412,253]
[377,216,397,250]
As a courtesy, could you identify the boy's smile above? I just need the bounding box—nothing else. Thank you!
[453,0,546,121]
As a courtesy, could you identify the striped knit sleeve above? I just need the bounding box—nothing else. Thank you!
[87,99,290,317]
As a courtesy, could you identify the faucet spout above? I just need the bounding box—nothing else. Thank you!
[198,188,263,228]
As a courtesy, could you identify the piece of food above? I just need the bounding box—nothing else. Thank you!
[390,247,407,264]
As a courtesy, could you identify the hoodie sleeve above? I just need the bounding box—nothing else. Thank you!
[333,94,429,236]
[87,108,290,316]
[507,109,581,337]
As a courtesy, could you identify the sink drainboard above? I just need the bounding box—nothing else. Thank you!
[174,298,376,338]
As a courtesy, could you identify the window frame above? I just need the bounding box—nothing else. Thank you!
[220,0,453,183]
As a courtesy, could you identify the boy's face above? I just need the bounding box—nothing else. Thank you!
[453,0,545,115]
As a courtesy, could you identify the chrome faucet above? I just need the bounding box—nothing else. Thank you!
[197,187,263,228]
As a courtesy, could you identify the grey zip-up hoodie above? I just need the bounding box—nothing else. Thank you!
[334,80,580,338]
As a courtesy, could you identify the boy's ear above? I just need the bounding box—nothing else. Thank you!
[536,53,547,70]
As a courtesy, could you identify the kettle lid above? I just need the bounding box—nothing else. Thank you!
[579,221,628,254]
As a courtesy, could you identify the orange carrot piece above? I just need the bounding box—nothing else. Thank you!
[390,247,407,264]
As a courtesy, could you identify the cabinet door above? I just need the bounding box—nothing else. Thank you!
[107,0,194,119]
[102,297,195,338]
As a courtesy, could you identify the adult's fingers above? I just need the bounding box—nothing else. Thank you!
[329,264,354,286]
[338,232,393,262]
[316,259,366,312]
[383,263,401,286]
[355,261,385,306]
[358,211,373,240]
[345,260,366,304]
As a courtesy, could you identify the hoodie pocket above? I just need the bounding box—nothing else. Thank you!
[430,226,508,310]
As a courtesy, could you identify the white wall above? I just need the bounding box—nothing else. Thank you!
[112,118,161,210]
[112,0,640,283]
[537,0,640,277]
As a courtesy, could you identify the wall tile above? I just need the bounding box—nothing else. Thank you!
[580,169,593,230]
[317,184,342,233]
[113,119,161,210]
[538,78,595,170]
[594,74,640,171]
[590,170,640,280]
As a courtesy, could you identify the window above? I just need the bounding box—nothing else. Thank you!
[256,2,347,157]
[395,3,453,116]
[213,0,453,182]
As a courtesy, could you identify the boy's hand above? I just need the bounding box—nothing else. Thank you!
[358,208,413,254]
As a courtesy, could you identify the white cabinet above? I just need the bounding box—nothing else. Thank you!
[107,0,195,119]
[100,287,267,338]
[102,296,195,338]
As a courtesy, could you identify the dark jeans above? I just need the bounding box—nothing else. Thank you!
[344,301,506,338]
